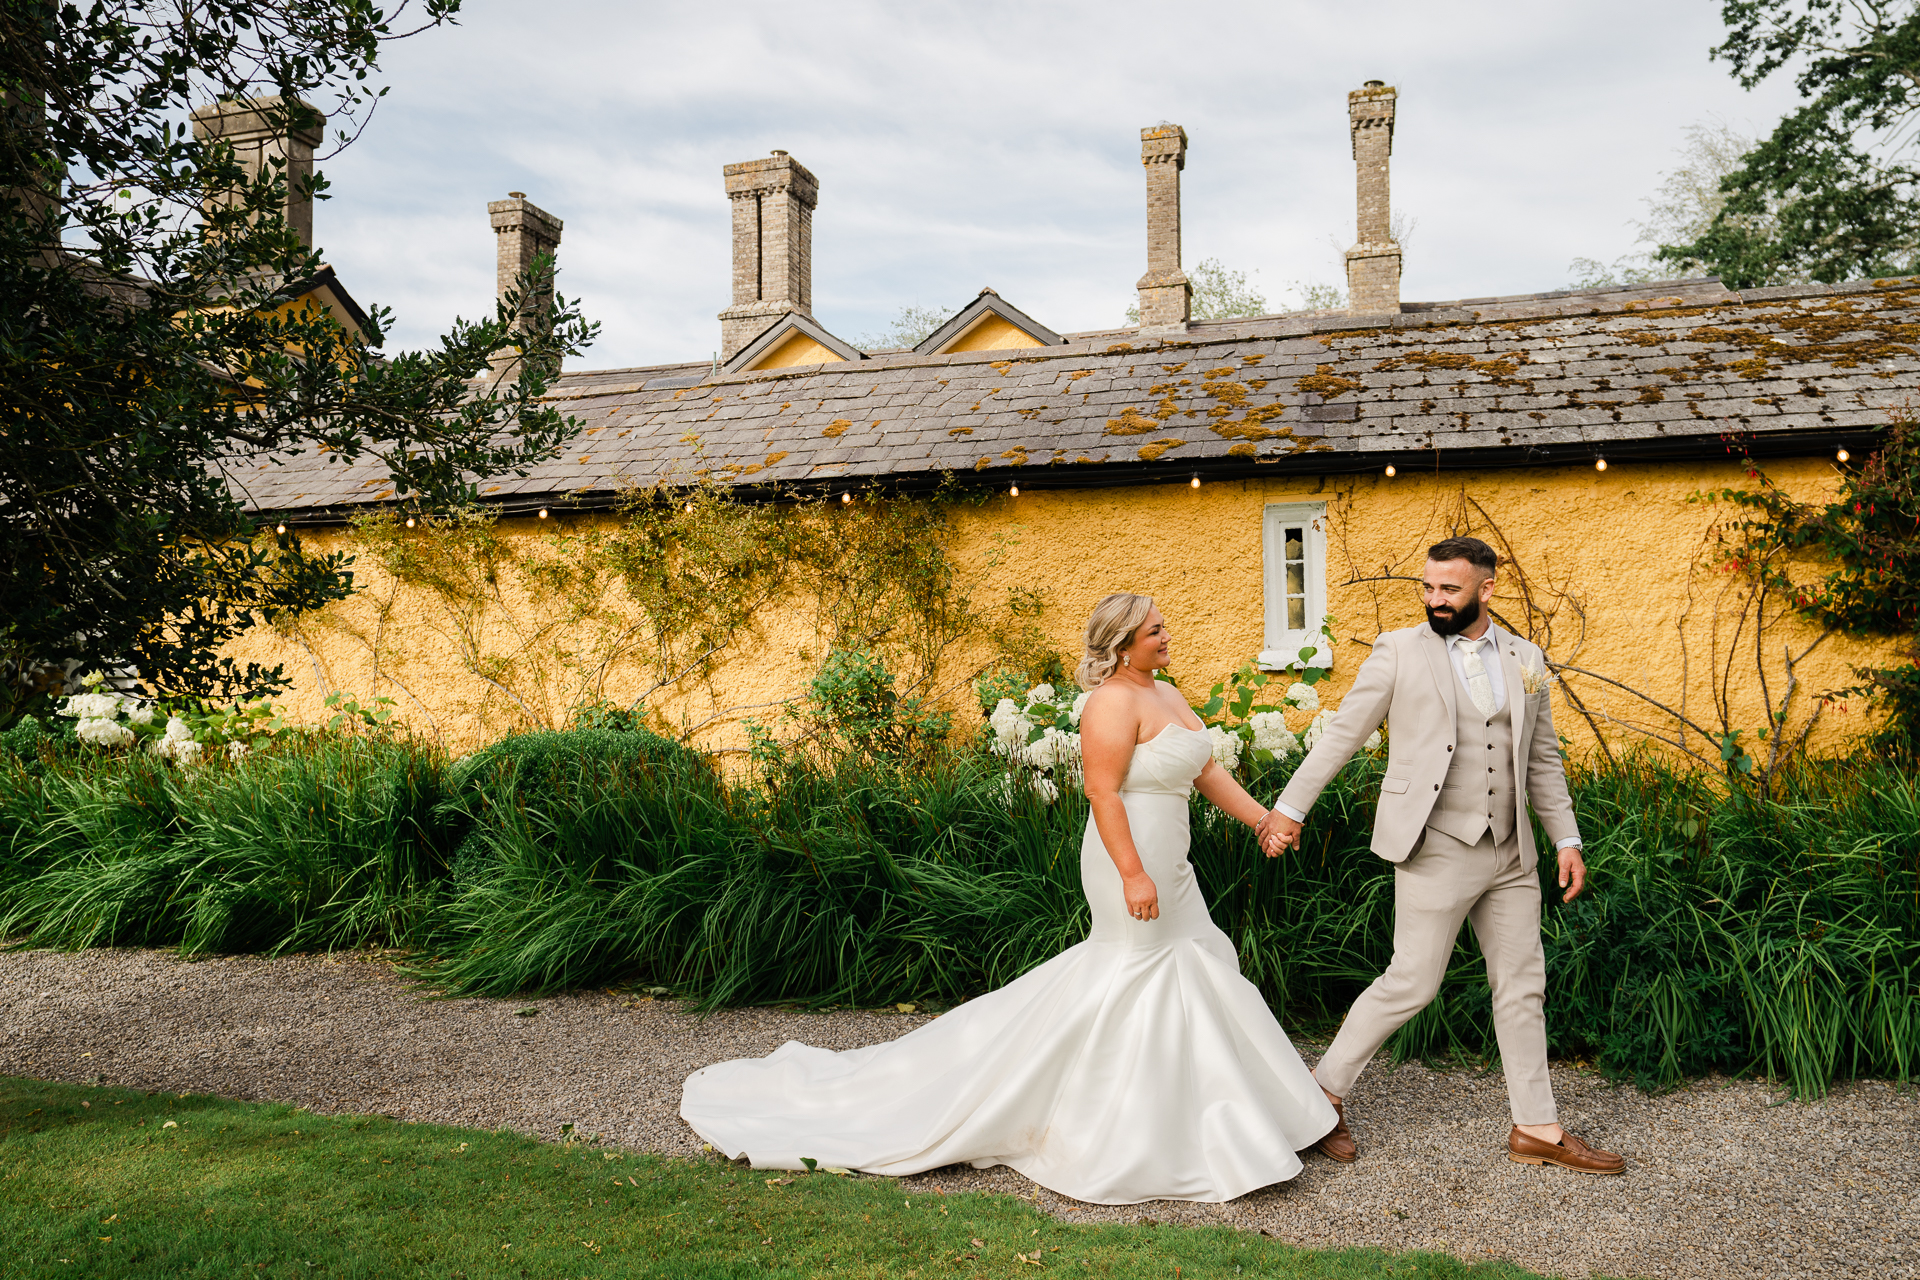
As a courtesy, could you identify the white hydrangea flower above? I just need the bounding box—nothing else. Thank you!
[227,740,250,761]
[1249,711,1299,758]
[74,717,134,748]
[1286,682,1320,713]
[988,698,1029,754]
[59,691,124,720]
[151,717,199,762]
[1303,709,1334,752]
[1030,775,1060,805]
[1363,729,1384,752]
[1070,691,1091,727]
[1024,683,1057,708]
[1208,724,1244,772]
[992,773,1017,808]
[126,702,155,726]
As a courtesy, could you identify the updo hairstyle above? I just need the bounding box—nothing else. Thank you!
[1076,592,1157,689]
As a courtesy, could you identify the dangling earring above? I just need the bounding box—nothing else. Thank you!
[1123,654,1131,668]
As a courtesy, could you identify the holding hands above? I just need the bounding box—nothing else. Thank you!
[1255,808,1302,858]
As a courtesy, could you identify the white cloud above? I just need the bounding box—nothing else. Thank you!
[311,0,1809,368]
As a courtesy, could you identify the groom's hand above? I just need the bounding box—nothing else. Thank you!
[1256,810,1303,857]
[1557,845,1588,903]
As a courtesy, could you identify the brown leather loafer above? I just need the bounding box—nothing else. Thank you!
[1507,1126,1625,1175]
[1313,1101,1356,1163]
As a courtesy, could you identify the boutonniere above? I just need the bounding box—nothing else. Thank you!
[1518,661,1552,698]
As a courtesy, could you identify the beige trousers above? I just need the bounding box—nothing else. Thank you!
[1312,826,1557,1125]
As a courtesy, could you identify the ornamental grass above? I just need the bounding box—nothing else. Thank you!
[0,728,1914,1100]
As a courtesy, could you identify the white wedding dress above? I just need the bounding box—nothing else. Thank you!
[679,723,1338,1204]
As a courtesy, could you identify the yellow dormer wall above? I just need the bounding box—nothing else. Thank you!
[941,314,1046,354]
[748,332,849,370]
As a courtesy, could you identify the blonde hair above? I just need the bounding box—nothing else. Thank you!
[1076,593,1156,689]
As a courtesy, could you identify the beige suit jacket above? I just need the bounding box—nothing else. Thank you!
[1275,623,1581,868]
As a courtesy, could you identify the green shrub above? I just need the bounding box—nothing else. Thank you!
[0,717,1912,1099]
[0,736,453,954]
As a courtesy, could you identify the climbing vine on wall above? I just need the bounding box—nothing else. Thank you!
[1322,473,1848,779]
[1703,415,1920,759]
[279,481,1060,748]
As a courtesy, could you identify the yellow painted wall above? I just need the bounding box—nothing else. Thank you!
[747,331,847,370]
[939,315,1046,354]
[232,455,1884,763]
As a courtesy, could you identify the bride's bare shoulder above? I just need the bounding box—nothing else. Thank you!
[1079,681,1141,725]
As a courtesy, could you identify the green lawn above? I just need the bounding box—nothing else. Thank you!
[0,1076,1558,1279]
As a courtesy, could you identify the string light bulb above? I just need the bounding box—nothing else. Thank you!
[1595,457,1609,472]
[1837,447,1851,463]
[1189,475,1201,489]
[405,516,416,529]
[841,491,852,505]
[1384,465,1396,478]
[1009,483,1020,497]
[275,523,287,535]
[537,507,549,519]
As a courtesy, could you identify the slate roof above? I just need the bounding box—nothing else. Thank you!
[237,275,1919,520]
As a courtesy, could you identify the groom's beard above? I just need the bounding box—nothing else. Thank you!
[1426,595,1483,636]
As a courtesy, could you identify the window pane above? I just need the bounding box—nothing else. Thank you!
[1284,531,1304,560]
[1286,564,1305,594]
[1288,598,1305,630]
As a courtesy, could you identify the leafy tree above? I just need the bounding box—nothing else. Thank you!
[1285,280,1346,311]
[1659,0,1920,286]
[1707,419,1920,756]
[853,304,950,352]
[1571,120,1789,287]
[1125,257,1268,324]
[0,0,597,726]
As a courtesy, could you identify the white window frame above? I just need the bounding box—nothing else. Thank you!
[1260,502,1331,670]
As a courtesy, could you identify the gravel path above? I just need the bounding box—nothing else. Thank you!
[1,948,1912,1279]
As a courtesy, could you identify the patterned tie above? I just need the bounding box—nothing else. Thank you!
[1457,638,1496,717]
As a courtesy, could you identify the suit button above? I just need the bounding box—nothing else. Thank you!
[1488,789,1496,795]
[1434,784,1440,791]
[1446,745,1454,752]
[1486,719,1493,727]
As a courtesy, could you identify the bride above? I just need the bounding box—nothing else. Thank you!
[680,593,1338,1204]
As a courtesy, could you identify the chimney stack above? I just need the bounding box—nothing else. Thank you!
[487,192,563,380]
[719,151,819,359]
[189,96,325,247]
[1135,123,1190,331]
[1344,81,1401,315]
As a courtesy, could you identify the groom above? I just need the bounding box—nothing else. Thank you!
[1256,536,1624,1175]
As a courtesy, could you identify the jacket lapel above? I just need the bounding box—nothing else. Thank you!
[1417,623,1458,726]
[1497,626,1528,772]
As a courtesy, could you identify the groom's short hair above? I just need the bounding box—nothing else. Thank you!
[1427,536,1497,576]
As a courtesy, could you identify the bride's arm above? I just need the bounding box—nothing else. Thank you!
[1079,689,1160,922]
[1193,761,1272,836]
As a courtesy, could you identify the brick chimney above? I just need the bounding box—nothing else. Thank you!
[1344,81,1400,315]
[1135,123,1190,332]
[486,192,563,380]
[189,96,325,247]
[719,151,818,359]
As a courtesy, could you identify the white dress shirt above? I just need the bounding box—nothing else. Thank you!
[1269,622,1581,850]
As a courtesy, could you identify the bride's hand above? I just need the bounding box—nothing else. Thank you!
[1123,872,1160,922]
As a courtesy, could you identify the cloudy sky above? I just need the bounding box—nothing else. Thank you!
[310,1,1809,370]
